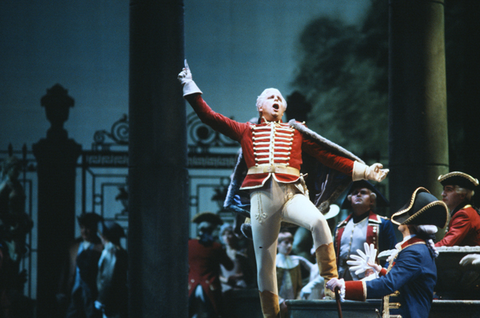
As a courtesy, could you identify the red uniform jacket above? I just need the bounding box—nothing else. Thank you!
[435,205,480,246]
[188,239,233,314]
[186,94,354,190]
[334,211,382,263]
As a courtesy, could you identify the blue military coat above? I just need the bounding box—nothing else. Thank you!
[348,237,437,318]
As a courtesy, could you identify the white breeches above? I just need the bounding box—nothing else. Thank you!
[250,179,332,294]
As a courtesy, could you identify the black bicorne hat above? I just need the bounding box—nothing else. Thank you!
[99,220,126,243]
[191,212,223,226]
[438,171,479,190]
[391,187,449,228]
[77,212,103,229]
[341,180,389,209]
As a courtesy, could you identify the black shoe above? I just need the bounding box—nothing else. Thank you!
[240,223,253,240]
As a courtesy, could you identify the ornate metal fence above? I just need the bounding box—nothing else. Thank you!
[186,111,241,236]
[0,144,37,299]
[78,114,129,245]
[0,111,244,301]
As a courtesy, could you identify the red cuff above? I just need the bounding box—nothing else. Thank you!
[345,280,366,301]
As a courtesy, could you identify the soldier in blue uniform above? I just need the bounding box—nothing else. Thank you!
[327,187,449,318]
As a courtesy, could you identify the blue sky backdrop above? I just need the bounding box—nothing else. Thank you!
[0,0,370,151]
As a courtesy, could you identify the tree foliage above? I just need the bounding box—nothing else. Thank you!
[291,0,480,179]
[291,0,388,158]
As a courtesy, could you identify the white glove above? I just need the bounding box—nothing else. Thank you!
[94,300,104,311]
[347,243,378,276]
[300,275,324,300]
[177,59,202,96]
[352,161,389,182]
[325,278,345,301]
[366,163,389,182]
[300,285,311,300]
[460,254,480,267]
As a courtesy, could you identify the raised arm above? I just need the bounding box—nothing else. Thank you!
[177,60,247,142]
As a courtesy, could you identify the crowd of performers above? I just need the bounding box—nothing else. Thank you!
[179,61,480,318]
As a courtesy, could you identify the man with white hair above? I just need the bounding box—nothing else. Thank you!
[178,61,389,317]
[435,171,480,247]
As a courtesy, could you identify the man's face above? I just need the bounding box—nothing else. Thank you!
[258,89,285,121]
[80,225,96,242]
[441,185,465,211]
[277,239,292,256]
[349,187,373,215]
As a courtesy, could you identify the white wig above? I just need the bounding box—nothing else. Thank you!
[256,88,287,112]
[414,225,438,235]
[455,185,475,200]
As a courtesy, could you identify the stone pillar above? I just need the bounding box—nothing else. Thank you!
[459,1,480,181]
[33,84,81,317]
[388,0,449,211]
[129,1,188,317]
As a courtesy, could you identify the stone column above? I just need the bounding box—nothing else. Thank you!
[459,2,480,181]
[388,0,449,211]
[33,84,81,317]
[128,0,188,317]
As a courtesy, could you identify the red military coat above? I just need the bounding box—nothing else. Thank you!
[186,94,354,190]
[188,239,233,315]
[334,211,382,260]
[435,204,480,246]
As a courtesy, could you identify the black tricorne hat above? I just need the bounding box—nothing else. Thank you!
[391,187,449,228]
[191,212,223,226]
[99,220,126,244]
[341,180,389,209]
[77,212,103,229]
[438,171,479,190]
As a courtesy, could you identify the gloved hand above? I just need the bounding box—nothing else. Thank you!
[365,163,389,182]
[300,285,312,300]
[347,243,378,277]
[460,254,480,267]
[177,59,202,96]
[94,300,104,311]
[352,161,389,182]
[325,278,345,301]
